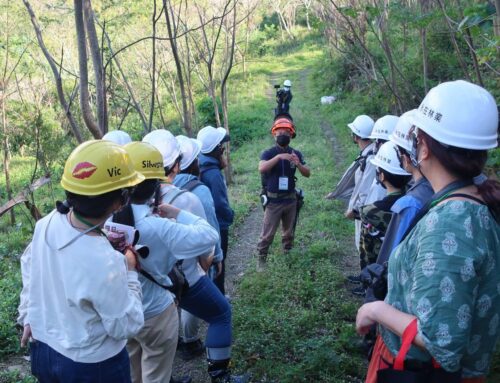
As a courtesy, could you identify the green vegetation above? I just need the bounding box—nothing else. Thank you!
[1,1,499,381]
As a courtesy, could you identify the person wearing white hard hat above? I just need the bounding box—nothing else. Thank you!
[351,141,411,298]
[102,130,133,146]
[173,135,225,360]
[145,130,247,383]
[361,115,401,218]
[344,114,377,284]
[197,126,233,295]
[276,79,293,115]
[364,111,434,302]
[356,80,500,383]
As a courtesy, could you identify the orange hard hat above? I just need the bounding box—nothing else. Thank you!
[271,117,296,138]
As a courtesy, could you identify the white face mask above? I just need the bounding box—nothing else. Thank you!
[284,86,290,91]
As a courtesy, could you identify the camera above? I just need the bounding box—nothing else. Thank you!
[274,84,281,89]
[361,262,388,300]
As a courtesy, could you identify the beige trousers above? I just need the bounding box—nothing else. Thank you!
[257,200,297,256]
[127,303,178,383]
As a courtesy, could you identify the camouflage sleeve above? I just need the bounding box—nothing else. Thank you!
[360,204,393,234]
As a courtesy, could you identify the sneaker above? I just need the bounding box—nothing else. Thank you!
[178,339,204,361]
[351,286,366,297]
[347,274,362,284]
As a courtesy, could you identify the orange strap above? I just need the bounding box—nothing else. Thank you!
[393,318,418,370]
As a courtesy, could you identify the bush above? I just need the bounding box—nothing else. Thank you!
[196,96,222,127]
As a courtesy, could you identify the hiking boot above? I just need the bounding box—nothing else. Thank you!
[170,376,192,383]
[351,286,366,297]
[178,339,204,361]
[347,274,362,284]
[208,359,250,383]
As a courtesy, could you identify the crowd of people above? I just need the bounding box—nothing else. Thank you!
[15,79,499,383]
[334,80,499,382]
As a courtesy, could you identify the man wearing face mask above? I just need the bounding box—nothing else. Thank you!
[256,117,310,271]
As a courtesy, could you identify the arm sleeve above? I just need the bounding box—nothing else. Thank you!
[208,172,234,225]
[200,190,223,262]
[352,161,377,212]
[410,225,481,372]
[158,210,219,260]
[17,243,32,326]
[92,255,144,340]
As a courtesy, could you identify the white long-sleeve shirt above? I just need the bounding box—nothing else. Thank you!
[132,204,219,319]
[18,210,144,363]
[348,143,378,250]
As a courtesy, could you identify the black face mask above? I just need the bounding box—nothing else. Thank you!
[276,135,290,147]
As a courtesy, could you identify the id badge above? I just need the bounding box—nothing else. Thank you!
[278,177,289,191]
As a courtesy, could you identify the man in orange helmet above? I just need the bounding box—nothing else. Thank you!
[256,117,310,271]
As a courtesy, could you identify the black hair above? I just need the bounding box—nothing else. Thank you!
[379,169,412,189]
[420,130,500,219]
[180,159,200,176]
[164,155,182,176]
[56,189,123,219]
[130,179,160,204]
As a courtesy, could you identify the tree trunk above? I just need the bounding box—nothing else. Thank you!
[74,0,101,138]
[1,95,15,224]
[220,2,237,184]
[22,0,84,143]
[163,0,191,136]
[83,0,107,133]
[494,0,500,38]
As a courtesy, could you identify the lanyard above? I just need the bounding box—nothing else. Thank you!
[73,211,106,237]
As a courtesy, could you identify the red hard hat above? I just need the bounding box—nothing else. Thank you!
[271,117,296,138]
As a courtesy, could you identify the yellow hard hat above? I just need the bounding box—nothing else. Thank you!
[61,140,145,196]
[124,141,165,180]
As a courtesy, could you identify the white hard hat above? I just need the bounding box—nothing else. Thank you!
[347,115,375,139]
[389,110,417,152]
[176,135,202,171]
[284,80,292,87]
[407,80,498,150]
[102,130,132,146]
[371,141,411,175]
[370,115,399,140]
[197,126,228,154]
[142,129,180,168]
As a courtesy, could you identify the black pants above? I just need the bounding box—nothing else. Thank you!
[213,228,228,295]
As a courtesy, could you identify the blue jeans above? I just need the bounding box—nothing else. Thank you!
[30,341,131,383]
[179,275,232,351]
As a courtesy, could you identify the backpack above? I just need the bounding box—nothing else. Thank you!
[325,150,373,203]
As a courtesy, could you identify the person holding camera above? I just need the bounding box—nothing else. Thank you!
[257,117,310,271]
[275,79,293,115]
[356,81,500,383]
[17,140,145,383]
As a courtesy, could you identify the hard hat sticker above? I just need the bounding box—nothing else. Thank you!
[72,162,97,179]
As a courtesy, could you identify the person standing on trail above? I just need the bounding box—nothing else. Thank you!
[352,141,411,297]
[276,79,293,115]
[256,117,310,271]
[173,135,224,361]
[197,126,234,295]
[363,111,434,302]
[144,130,248,383]
[344,115,376,284]
[18,140,145,383]
[356,80,500,383]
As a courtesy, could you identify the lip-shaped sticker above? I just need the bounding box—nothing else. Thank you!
[72,161,97,179]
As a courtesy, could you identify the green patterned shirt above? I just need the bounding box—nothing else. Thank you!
[380,200,500,378]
